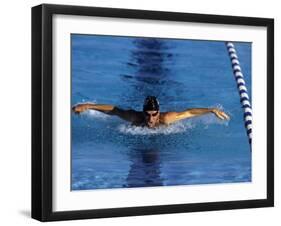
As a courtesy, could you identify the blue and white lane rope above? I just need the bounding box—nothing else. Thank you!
[225,42,252,145]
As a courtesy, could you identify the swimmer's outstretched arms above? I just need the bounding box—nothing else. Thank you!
[72,96,230,128]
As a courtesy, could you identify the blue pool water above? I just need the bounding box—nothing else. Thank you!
[71,34,252,190]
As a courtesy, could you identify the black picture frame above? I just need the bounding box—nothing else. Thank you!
[32,3,274,222]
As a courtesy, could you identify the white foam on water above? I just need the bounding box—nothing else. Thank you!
[118,121,195,135]
[82,109,110,120]
[117,106,230,136]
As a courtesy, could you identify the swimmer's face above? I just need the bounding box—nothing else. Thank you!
[144,110,160,128]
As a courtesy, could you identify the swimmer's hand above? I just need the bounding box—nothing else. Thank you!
[212,108,230,120]
[72,103,90,114]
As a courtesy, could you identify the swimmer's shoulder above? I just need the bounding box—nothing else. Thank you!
[160,112,178,125]
[130,111,146,126]
[132,110,145,123]
[115,108,143,123]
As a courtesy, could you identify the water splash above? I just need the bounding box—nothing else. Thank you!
[74,100,110,120]
[118,121,194,135]
[81,109,110,120]
[192,114,229,127]
[117,112,229,135]
[192,104,230,127]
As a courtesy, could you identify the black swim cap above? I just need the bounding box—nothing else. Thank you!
[143,96,159,112]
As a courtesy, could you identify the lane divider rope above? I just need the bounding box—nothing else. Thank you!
[226,42,252,145]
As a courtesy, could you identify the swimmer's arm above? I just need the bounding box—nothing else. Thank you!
[162,108,230,124]
[72,103,115,114]
[72,103,139,122]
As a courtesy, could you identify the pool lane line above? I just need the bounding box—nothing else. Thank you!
[225,42,252,145]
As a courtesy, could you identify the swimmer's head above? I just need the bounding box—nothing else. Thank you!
[143,96,159,112]
[143,96,160,128]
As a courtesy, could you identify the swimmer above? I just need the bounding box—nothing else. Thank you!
[72,96,230,128]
